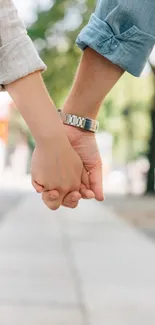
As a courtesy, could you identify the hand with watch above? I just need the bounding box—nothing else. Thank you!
[42,48,124,209]
[58,110,103,205]
[42,109,102,210]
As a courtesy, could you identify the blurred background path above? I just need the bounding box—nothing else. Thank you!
[0,176,155,325]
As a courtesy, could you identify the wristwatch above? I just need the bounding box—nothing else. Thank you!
[58,109,99,133]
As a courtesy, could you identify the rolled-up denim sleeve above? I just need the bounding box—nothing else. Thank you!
[0,0,46,89]
[76,0,155,76]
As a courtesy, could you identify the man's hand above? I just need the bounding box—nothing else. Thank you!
[64,125,104,201]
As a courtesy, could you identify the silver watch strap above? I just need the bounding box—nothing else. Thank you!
[58,109,99,133]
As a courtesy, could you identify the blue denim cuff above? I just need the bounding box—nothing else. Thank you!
[76,14,155,77]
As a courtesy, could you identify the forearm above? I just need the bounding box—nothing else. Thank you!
[63,48,123,119]
[6,72,65,145]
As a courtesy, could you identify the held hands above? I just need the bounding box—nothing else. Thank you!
[38,125,104,210]
[31,130,95,210]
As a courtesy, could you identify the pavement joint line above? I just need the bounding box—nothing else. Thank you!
[59,215,91,325]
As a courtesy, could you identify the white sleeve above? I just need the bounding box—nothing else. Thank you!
[0,0,46,89]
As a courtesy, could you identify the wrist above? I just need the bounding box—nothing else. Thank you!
[62,104,98,120]
[36,131,70,151]
[59,109,99,133]
[35,115,68,148]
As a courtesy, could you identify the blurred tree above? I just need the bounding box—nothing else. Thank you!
[27,0,95,105]
[146,64,155,194]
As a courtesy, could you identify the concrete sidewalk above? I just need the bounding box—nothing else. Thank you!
[0,194,155,325]
[105,195,155,241]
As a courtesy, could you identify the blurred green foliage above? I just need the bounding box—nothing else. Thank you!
[28,0,95,104]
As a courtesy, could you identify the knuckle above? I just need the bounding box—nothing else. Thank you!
[63,201,78,209]
[64,193,73,201]
[59,175,81,193]
[42,196,60,211]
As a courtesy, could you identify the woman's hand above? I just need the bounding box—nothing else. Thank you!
[31,132,92,210]
[5,72,93,210]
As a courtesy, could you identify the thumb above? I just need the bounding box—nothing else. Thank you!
[89,164,104,201]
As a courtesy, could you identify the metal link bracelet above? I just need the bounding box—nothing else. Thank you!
[58,109,99,133]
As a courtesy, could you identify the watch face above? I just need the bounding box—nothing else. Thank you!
[84,118,92,131]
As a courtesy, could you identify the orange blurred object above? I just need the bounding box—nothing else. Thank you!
[0,93,12,145]
[0,120,8,143]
